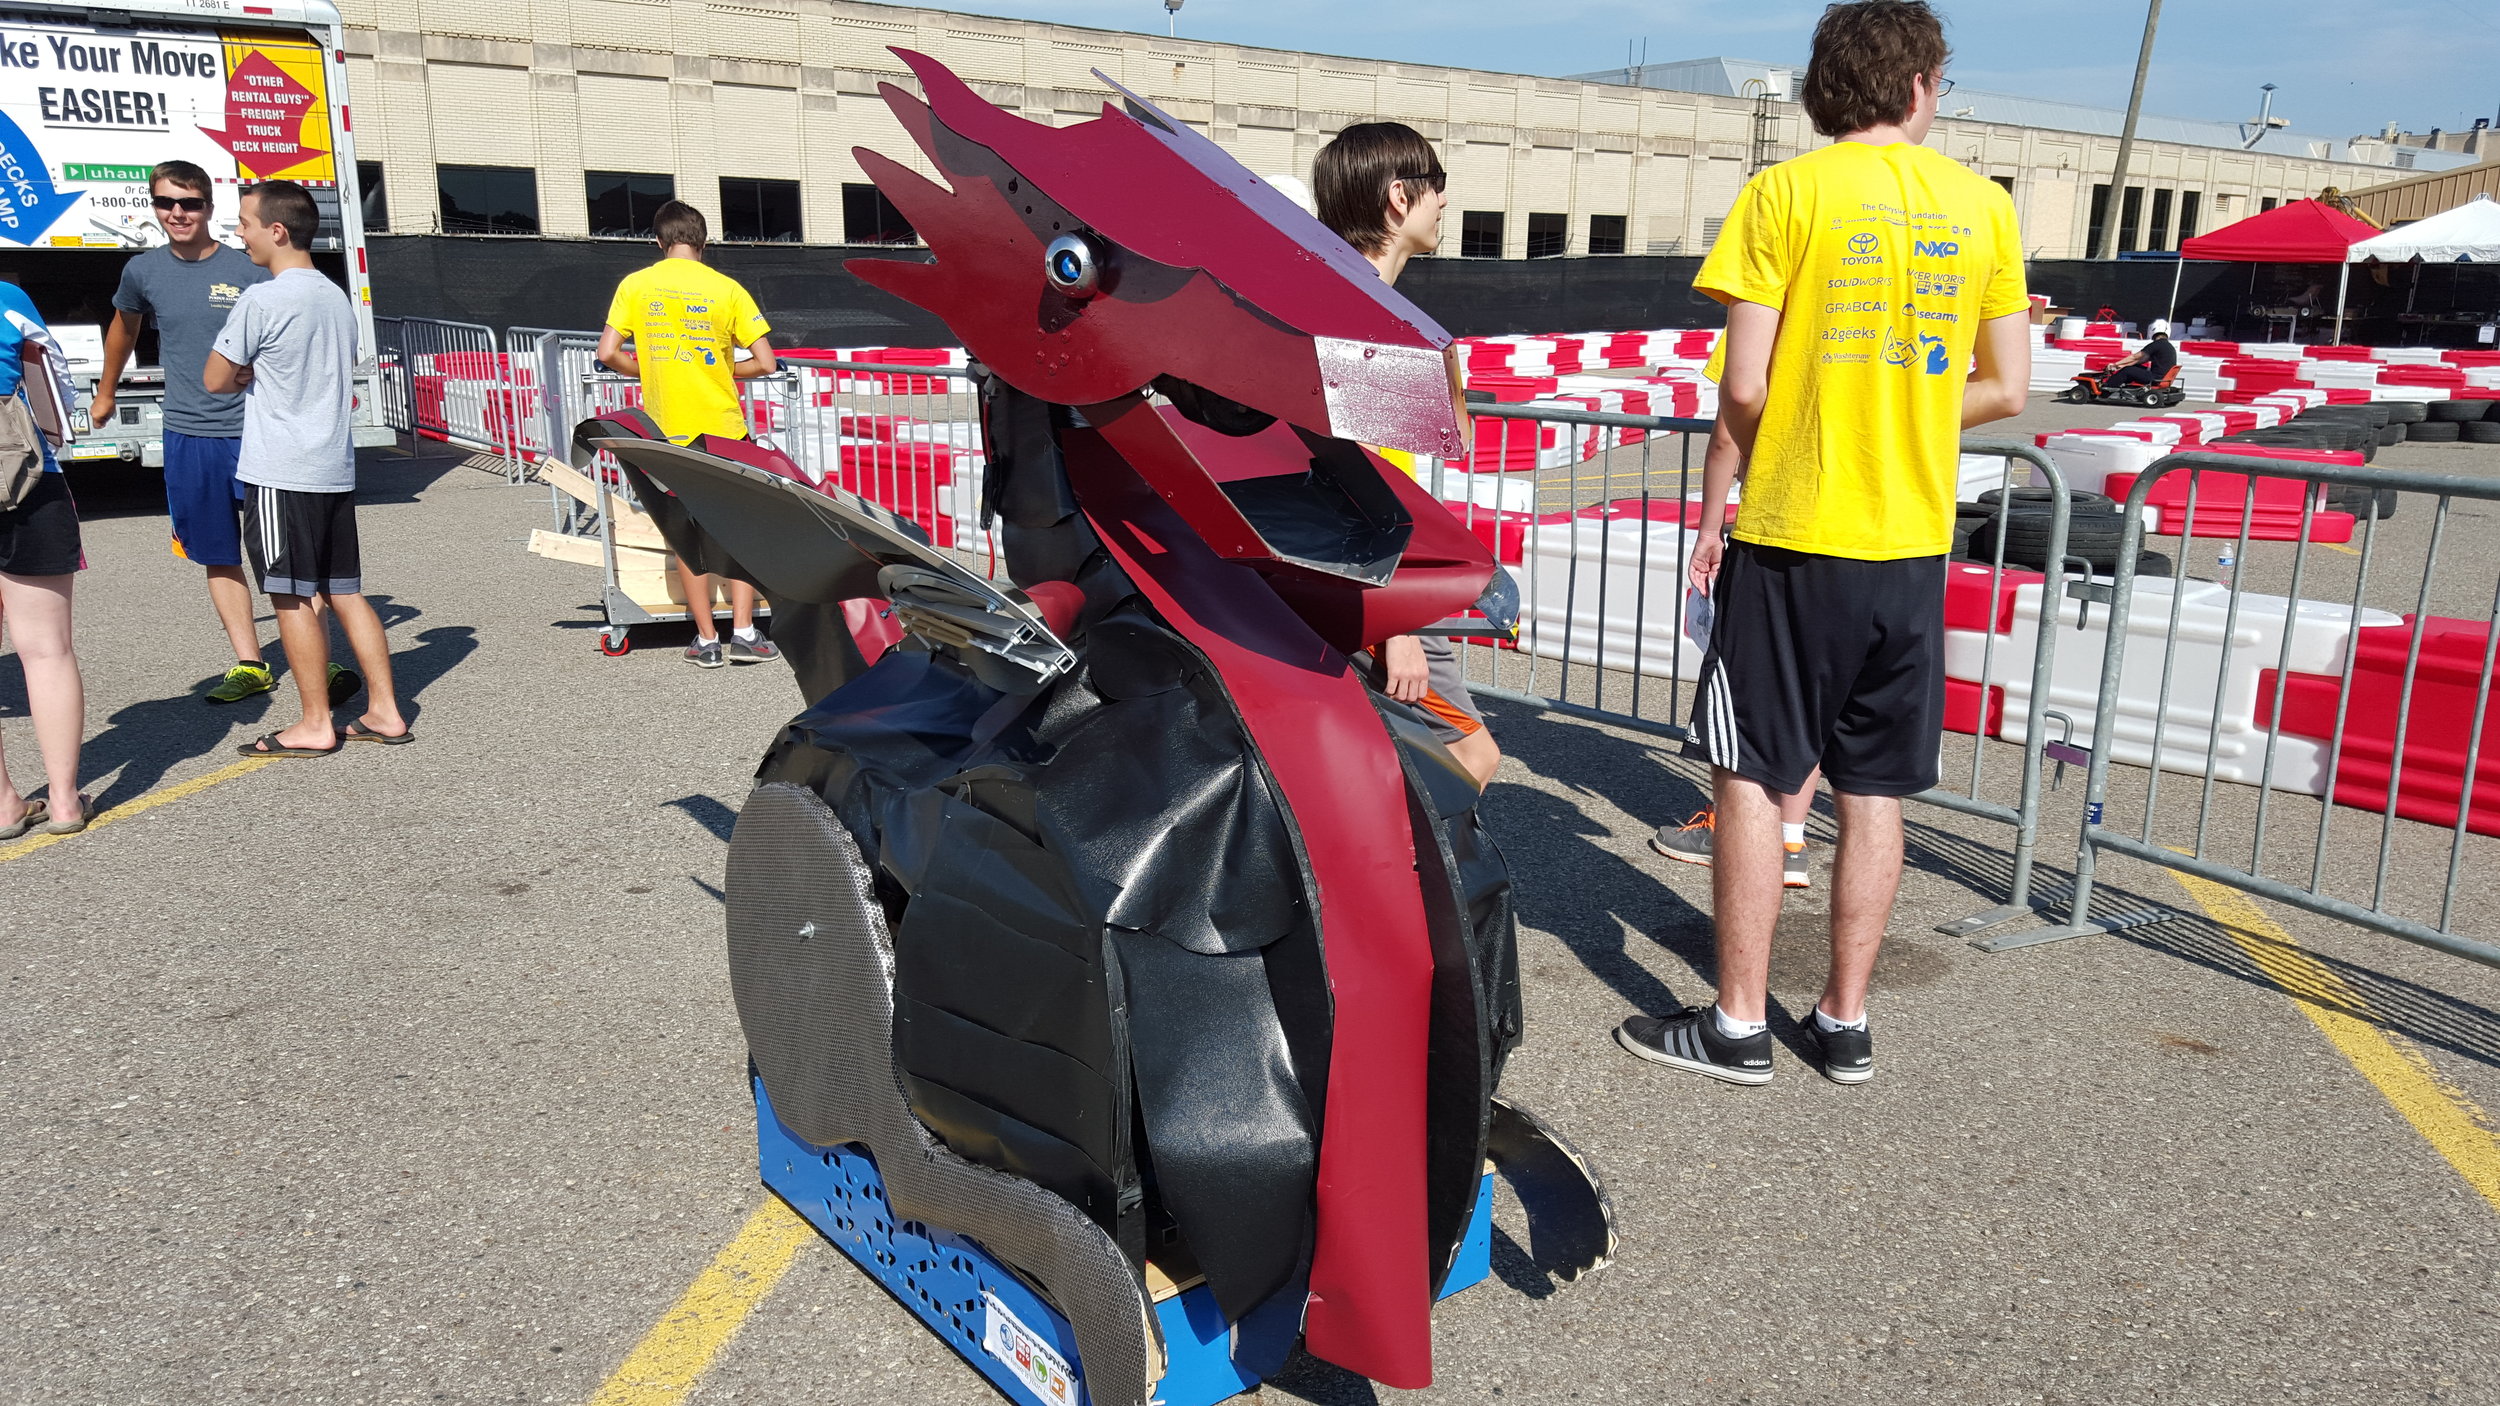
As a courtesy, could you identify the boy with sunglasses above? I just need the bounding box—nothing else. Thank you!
[95,160,317,705]
[1310,123,1501,791]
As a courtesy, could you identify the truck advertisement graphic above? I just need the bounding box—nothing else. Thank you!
[0,18,335,249]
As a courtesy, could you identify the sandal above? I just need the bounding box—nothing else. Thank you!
[342,720,414,746]
[0,797,48,841]
[237,732,342,758]
[39,794,92,835]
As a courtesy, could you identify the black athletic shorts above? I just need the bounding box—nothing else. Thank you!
[242,483,362,597]
[0,472,84,577]
[1682,540,1947,798]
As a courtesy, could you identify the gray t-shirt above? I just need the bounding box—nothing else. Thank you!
[111,243,268,437]
[212,268,358,493]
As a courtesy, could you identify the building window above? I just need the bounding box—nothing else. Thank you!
[2088,183,2109,256]
[2261,195,2279,212]
[1460,210,1504,258]
[586,171,676,239]
[437,165,539,236]
[1701,215,1727,246]
[1587,214,1627,256]
[357,160,387,234]
[2149,188,2174,251]
[1525,212,1568,259]
[720,177,803,243]
[842,183,917,244]
[2118,185,2144,253]
[1990,174,2014,197]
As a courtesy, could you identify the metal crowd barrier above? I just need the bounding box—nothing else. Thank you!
[374,315,523,480]
[1439,405,2077,932]
[1989,450,2500,970]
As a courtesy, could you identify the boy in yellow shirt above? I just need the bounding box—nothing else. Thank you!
[597,201,781,668]
[1616,0,2032,1088]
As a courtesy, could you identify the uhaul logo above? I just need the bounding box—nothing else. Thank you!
[1914,239,1960,257]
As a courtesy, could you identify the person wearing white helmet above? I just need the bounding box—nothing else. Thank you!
[2098,319,2176,390]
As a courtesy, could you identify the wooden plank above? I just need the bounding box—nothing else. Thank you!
[527,528,670,575]
[539,461,670,551]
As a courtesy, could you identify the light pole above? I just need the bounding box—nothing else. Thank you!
[2098,0,2162,261]
[1164,0,1181,38]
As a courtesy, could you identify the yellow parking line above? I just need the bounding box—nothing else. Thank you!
[2169,870,2500,1214]
[0,755,275,864]
[586,1197,815,1406]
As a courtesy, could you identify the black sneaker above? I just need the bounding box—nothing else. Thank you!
[1806,1013,1874,1085]
[727,633,780,664]
[1613,1006,1773,1086]
[686,637,726,669]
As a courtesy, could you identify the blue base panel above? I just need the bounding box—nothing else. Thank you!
[754,1076,1491,1406]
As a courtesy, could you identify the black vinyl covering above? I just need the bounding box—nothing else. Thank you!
[749,605,1329,1319]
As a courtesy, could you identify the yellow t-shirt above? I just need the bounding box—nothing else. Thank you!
[603,259,772,441]
[1696,142,2028,560]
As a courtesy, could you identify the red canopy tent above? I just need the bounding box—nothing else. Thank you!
[2171,198,2382,342]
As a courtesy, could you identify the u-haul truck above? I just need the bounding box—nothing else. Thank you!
[0,0,392,467]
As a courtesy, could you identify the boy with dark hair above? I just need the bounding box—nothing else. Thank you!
[94,159,300,704]
[597,199,781,668]
[207,180,411,755]
[1310,121,1501,789]
[1615,0,2031,1086]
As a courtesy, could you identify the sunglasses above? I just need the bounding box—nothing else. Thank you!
[152,195,207,212]
[1397,170,1447,195]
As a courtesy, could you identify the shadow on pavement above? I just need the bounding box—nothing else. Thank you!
[0,598,475,813]
[1900,807,2500,1073]
[665,795,739,844]
[1481,706,1712,1016]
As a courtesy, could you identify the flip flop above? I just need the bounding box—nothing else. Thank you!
[342,720,414,746]
[237,732,342,758]
[0,797,48,841]
[39,794,92,835]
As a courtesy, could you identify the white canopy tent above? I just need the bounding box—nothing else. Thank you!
[2335,193,2500,342]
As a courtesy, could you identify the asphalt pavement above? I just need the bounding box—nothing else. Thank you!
[3,416,2497,1406]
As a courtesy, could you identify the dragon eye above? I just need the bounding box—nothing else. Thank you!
[1043,232,1102,297]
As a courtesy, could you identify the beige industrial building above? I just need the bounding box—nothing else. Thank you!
[340,0,2457,259]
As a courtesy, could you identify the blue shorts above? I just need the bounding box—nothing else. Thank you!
[164,430,245,567]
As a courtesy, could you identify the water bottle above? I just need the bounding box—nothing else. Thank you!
[2215,545,2236,592]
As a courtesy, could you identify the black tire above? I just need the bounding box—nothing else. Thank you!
[2327,483,2400,520]
[2152,389,2187,407]
[2382,400,2429,424]
[2465,420,2500,444]
[1977,485,2116,513]
[2409,420,2463,442]
[2134,549,2174,578]
[2427,398,2491,422]
[1971,505,2132,570]
[2378,423,2407,446]
[1951,502,1993,556]
[2304,403,2393,427]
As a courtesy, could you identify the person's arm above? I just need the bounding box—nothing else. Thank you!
[1691,299,1779,592]
[1379,635,1429,703]
[202,350,251,394]
[596,323,640,378]
[731,335,776,380]
[92,309,142,423]
[1962,309,2033,429]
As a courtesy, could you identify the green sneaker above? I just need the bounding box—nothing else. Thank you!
[327,662,363,708]
[206,662,277,704]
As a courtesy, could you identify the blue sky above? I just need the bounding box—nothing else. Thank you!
[935,0,2500,141]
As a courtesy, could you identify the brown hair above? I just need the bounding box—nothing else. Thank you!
[245,179,319,249]
[653,199,708,253]
[1314,122,1442,255]
[1799,1,1950,138]
[151,160,213,201]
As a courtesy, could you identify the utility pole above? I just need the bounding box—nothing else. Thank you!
[2098,0,2162,261]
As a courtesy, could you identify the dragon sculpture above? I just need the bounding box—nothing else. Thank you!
[574,49,1611,1404]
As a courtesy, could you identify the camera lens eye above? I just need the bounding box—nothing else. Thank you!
[1043,233,1101,297]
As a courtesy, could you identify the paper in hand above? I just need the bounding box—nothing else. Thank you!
[1684,583,1713,653]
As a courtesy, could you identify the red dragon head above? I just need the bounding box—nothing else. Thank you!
[844,50,1466,460]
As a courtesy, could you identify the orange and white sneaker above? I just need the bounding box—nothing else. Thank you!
[1649,810,1714,866]
[1783,840,1810,889]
